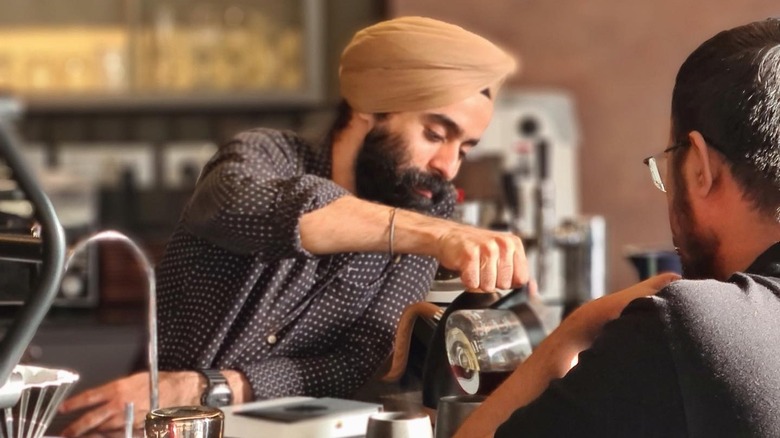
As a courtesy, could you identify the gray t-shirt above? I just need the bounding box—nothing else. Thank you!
[156,128,454,399]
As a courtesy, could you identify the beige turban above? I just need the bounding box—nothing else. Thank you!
[339,16,518,114]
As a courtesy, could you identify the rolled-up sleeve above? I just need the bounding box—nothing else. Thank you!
[181,129,349,260]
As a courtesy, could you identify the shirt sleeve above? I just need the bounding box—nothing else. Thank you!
[495,296,686,438]
[234,256,437,399]
[181,129,350,261]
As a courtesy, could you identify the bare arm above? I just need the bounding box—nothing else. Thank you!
[300,196,529,291]
[452,273,681,438]
[185,130,527,291]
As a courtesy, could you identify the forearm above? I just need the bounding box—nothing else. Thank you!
[299,196,445,257]
[301,195,529,292]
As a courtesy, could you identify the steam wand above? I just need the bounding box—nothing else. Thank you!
[532,139,555,294]
[65,230,159,411]
[499,139,555,294]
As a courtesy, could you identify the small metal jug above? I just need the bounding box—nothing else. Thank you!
[145,406,224,438]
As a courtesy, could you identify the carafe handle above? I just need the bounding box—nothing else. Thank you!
[490,283,529,310]
[489,284,547,350]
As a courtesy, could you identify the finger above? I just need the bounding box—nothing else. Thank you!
[616,272,681,303]
[643,272,681,290]
[528,278,539,298]
[94,410,132,433]
[460,248,480,290]
[60,387,111,413]
[61,407,114,437]
[479,242,499,292]
[511,237,529,286]
[495,239,514,290]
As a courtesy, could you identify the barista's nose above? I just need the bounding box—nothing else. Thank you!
[429,142,461,181]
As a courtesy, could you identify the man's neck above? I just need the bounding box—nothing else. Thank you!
[693,168,780,279]
[714,213,780,278]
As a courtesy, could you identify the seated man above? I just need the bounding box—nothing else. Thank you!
[455,18,780,437]
[59,17,525,436]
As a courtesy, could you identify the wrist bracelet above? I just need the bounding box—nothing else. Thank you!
[389,207,399,263]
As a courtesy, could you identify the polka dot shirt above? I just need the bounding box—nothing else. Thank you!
[156,128,455,400]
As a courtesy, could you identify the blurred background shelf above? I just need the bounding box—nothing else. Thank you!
[0,0,326,111]
[21,92,325,114]
[0,0,387,312]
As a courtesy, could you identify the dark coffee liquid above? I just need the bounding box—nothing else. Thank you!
[478,369,513,394]
[451,365,512,395]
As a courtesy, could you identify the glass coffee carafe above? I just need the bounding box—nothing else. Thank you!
[444,287,556,396]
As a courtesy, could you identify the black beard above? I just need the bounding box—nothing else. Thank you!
[671,170,721,279]
[353,126,452,213]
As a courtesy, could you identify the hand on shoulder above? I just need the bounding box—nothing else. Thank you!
[560,272,681,349]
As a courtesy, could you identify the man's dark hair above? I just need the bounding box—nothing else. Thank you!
[325,100,389,147]
[326,100,354,144]
[671,18,780,220]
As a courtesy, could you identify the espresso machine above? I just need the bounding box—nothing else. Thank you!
[477,89,605,308]
[428,90,606,311]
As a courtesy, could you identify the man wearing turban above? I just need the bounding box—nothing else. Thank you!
[60,17,523,436]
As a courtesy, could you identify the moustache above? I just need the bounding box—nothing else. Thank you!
[397,169,451,203]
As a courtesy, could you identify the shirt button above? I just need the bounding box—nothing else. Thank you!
[267,334,277,345]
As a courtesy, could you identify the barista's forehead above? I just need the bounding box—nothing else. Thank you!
[423,93,495,135]
[422,113,464,137]
[378,92,494,138]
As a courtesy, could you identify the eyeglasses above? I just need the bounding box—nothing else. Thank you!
[642,143,687,193]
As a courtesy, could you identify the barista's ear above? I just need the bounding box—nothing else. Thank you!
[354,111,375,129]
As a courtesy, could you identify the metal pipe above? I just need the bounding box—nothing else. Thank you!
[65,230,158,411]
[554,216,607,317]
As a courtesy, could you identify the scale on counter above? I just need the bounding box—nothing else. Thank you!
[223,397,382,438]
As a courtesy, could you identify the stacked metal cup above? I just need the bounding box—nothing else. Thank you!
[145,406,224,438]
